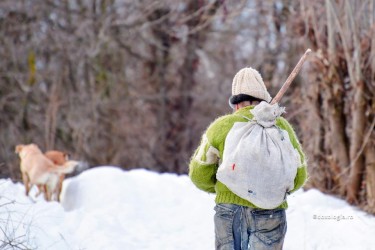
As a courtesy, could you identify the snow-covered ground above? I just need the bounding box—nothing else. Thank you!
[1,166,375,250]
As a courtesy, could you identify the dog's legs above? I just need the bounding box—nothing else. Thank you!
[40,185,49,201]
[36,184,44,197]
[47,185,52,201]
[22,172,30,196]
[56,174,65,202]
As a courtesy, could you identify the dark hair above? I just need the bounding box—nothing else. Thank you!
[229,94,265,105]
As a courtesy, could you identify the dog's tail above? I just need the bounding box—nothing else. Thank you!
[51,160,79,174]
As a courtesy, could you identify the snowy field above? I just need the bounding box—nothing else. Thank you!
[1,166,375,250]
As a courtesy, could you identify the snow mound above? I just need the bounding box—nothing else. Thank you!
[1,166,375,250]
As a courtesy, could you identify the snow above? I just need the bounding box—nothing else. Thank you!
[1,166,375,250]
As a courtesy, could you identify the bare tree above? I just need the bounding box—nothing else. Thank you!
[290,0,375,212]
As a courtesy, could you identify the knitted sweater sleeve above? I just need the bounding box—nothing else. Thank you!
[189,116,231,193]
[189,133,220,193]
[276,117,308,193]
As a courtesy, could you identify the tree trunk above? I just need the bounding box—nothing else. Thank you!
[325,80,349,194]
[325,0,350,193]
[365,141,375,212]
[346,80,366,203]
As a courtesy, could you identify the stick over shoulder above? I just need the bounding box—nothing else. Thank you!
[271,49,312,105]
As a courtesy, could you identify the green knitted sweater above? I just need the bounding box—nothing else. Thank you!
[189,105,308,209]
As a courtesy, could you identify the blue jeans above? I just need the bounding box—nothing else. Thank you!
[214,204,287,250]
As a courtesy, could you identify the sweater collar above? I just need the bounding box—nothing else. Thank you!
[234,106,255,118]
[234,105,255,113]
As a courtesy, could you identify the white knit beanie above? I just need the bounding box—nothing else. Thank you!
[229,67,272,104]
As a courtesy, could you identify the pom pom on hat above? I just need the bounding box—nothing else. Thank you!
[229,67,272,105]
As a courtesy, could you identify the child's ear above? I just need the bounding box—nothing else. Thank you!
[228,97,235,109]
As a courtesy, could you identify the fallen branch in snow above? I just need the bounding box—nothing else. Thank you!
[0,195,36,250]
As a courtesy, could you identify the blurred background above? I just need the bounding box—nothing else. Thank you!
[0,0,374,213]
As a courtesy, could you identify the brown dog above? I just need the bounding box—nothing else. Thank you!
[15,144,77,201]
[44,150,78,201]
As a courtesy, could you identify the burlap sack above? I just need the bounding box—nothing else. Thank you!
[216,102,300,209]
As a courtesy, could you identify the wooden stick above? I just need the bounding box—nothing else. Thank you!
[271,49,312,105]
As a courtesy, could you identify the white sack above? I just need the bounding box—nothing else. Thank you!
[216,102,300,209]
